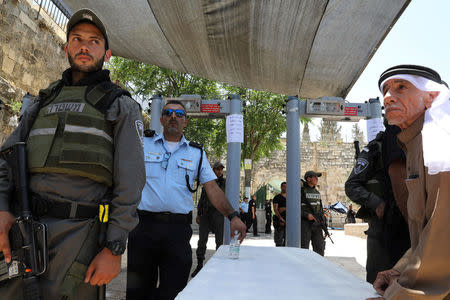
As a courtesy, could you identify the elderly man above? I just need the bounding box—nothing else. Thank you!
[126,100,246,300]
[368,65,450,300]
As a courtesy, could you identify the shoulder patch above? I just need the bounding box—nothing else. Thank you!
[354,158,369,175]
[135,120,144,145]
[144,129,155,137]
[189,141,203,149]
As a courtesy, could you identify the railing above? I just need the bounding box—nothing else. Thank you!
[33,0,71,31]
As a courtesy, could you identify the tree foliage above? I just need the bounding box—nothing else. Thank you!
[108,57,289,165]
[223,85,286,164]
[108,57,225,157]
[319,120,342,141]
[352,123,364,142]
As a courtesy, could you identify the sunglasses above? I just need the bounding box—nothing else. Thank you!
[162,109,186,117]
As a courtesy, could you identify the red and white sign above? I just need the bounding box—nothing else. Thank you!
[201,104,220,113]
[344,107,357,116]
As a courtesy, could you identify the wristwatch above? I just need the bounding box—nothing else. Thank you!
[227,211,240,221]
[105,241,126,256]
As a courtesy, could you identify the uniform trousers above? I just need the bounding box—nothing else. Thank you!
[250,216,258,235]
[265,212,272,233]
[196,210,224,262]
[366,218,391,284]
[300,220,325,256]
[126,215,192,300]
[274,225,285,246]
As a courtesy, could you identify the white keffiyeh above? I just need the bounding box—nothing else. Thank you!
[380,74,450,174]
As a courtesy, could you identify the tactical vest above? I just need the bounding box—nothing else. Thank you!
[303,186,322,215]
[26,81,124,186]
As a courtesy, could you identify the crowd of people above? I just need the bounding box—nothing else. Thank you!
[0,7,448,300]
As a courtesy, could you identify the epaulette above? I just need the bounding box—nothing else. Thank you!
[189,141,203,149]
[144,129,155,137]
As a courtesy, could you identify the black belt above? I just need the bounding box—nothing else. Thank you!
[32,195,98,219]
[137,210,192,224]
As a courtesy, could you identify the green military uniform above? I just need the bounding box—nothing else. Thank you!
[0,69,145,299]
[300,181,325,256]
[345,126,410,284]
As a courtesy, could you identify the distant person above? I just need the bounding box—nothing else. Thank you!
[301,171,326,256]
[367,65,450,299]
[249,194,259,236]
[239,196,250,232]
[191,162,226,278]
[346,124,410,284]
[264,199,272,234]
[346,204,356,224]
[272,182,287,246]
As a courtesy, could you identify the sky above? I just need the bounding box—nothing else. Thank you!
[307,0,450,142]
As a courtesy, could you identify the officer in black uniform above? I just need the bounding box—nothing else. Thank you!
[301,171,325,256]
[264,199,272,234]
[249,194,259,236]
[191,161,226,278]
[345,124,410,284]
[272,182,287,246]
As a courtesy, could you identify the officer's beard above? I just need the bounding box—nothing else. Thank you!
[68,52,105,74]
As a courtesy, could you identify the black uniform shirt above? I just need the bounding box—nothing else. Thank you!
[273,194,286,218]
[249,199,257,217]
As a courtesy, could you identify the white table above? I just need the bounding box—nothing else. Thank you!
[177,245,378,300]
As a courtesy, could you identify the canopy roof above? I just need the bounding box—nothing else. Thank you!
[62,0,410,98]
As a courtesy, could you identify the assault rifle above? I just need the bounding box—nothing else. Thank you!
[312,211,334,244]
[0,142,48,300]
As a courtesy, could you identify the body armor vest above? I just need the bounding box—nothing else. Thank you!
[27,83,114,186]
[303,186,322,215]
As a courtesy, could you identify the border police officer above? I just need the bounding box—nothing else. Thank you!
[0,9,145,299]
[191,161,226,278]
[300,171,325,256]
[346,125,410,284]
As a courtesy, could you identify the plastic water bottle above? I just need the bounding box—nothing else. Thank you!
[229,230,240,259]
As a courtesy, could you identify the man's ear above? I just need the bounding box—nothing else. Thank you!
[64,43,68,58]
[424,91,440,109]
[104,49,112,62]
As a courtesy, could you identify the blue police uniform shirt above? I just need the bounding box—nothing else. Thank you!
[240,201,249,213]
[139,133,216,214]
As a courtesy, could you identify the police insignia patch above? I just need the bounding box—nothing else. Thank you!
[354,158,369,174]
[135,120,144,146]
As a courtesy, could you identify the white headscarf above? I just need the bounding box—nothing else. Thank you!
[380,74,450,175]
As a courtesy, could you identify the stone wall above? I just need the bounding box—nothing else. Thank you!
[252,138,357,206]
[0,0,67,144]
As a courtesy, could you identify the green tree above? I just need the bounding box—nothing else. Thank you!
[108,57,226,156]
[319,120,342,141]
[108,57,303,194]
[352,123,364,142]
